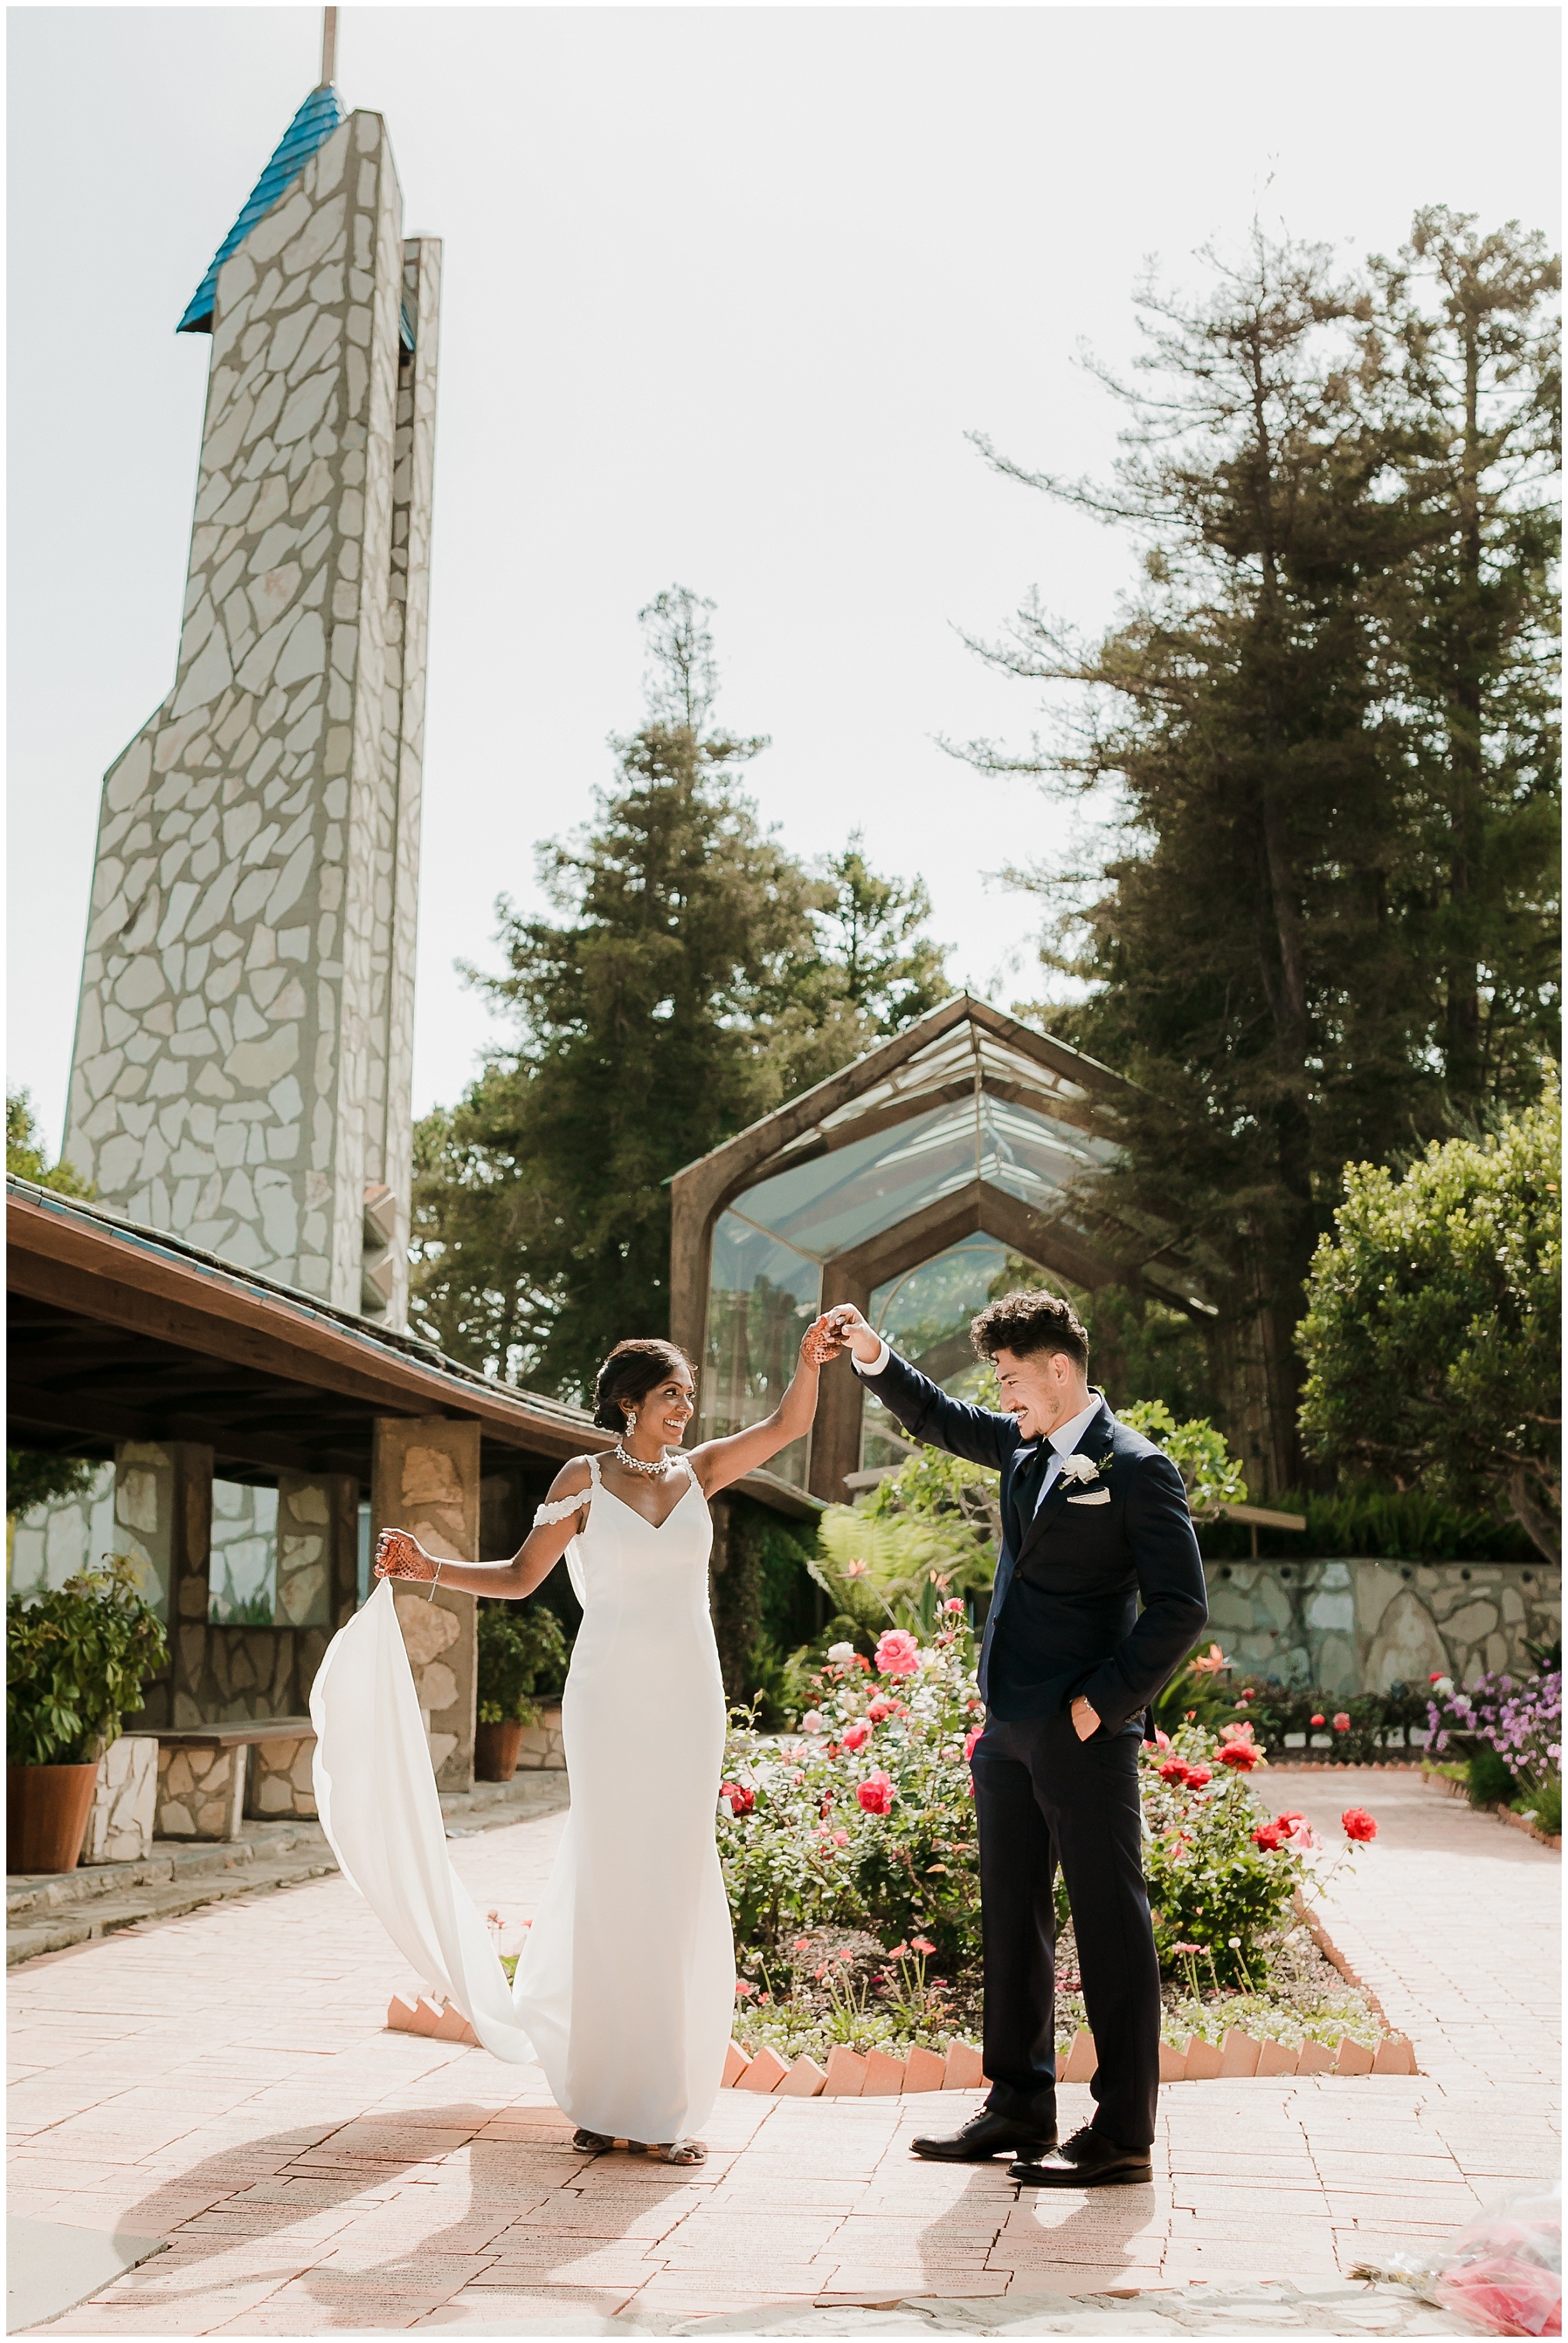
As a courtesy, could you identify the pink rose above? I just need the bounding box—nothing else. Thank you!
[874,1629,921,1679]
[963,1724,983,1762]
[840,1722,871,1752]
[857,1770,894,1816]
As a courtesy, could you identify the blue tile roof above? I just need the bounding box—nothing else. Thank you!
[177,83,348,333]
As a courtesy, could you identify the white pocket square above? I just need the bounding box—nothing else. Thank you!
[1066,1489,1111,1506]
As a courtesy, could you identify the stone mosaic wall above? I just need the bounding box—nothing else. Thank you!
[96,1440,359,1730]
[1205,1557,1560,1693]
[8,1462,119,1602]
[209,1478,279,1622]
[157,1742,246,1839]
[85,1735,159,1863]
[63,112,440,1329]
[246,1730,319,1819]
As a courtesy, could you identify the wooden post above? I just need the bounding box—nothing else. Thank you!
[320,6,338,85]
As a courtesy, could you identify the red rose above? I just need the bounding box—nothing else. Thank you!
[1311,1713,1326,1727]
[867,1697,905,1724]
[857,1770,894,1816]
[1158,1759,1189,1784]
[1332,1713,1351,1732]
[1252,1820,1289,1851]
[719,1781,755,1816]
[1342,1807,1378,1843]
[1217,1743,1259,1770]
[1184,1764,1214,1787]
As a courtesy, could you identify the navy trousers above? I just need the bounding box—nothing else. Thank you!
[972,1710,1161,2151]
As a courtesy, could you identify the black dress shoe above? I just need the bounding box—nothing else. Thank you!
[911,2108,1057,2163]
[1010,2125,1153,2187]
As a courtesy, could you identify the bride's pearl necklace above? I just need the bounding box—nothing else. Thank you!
[613,1440,678,1479]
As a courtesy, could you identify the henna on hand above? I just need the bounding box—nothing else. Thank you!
[374,1529,436,1582]
[800,1315,843,1367]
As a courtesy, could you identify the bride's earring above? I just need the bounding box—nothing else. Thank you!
[625,1410,637,1431]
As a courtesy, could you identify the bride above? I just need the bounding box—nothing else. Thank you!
[310,1320,840,2167]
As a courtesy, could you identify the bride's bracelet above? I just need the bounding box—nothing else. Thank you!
[426,1558,442,1603]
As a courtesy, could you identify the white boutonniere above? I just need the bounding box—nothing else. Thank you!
[1056,1452,1101,1486]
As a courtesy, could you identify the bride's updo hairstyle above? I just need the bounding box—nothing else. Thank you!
[592,1339,694,1433]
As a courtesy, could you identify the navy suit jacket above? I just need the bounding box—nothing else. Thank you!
[861,1351,1209,1732]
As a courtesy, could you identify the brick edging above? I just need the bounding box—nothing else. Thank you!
[1419,1768,1561,1851]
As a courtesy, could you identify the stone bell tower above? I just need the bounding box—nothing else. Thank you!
[63,55,439,1328]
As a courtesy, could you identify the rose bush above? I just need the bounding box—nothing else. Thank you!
[718,1619,984,1977]
[1141,1720,1375,1985]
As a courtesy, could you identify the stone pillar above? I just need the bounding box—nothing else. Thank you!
[114,1439,214,1728]
[371,1416,480,1790]
[278,1468,358,1713]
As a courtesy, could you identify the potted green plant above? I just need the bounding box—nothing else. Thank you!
[7,1557,169,1871]
[475,1600,569,1782]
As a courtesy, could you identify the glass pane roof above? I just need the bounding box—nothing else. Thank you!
[728,1089,1119,1263]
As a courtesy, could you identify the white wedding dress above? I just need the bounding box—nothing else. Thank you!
[310,1451,735,2142]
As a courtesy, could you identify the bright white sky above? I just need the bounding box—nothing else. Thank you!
[8,4,1559,1153]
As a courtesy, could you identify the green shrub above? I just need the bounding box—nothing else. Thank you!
[1197,1487,1534,1564]
[713,1500,823,1723]
[7,1557,168,1766]
[6,1451,100,1520]
[475,1599,568,1727]
[1466,1743,1519,1808]
[1517,1775,1562,1838]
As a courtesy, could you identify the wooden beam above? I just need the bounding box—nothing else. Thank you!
[7,1383,366,1481]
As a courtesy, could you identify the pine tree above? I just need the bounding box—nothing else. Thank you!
[960,216,1559,1488]
[411,592,950,1399]
[1370,209,1560,1108]
[962,228,1429,1484]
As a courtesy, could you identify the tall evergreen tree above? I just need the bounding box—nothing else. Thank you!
[963,229,1429,1484]
[960,216,1559,1488]
[1370,209,1560,1107]
[411,591,950,1399]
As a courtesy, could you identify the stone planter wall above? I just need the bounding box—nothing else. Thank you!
[84,1735,159,1863]
[513,1704,564,1770]
[1203,1557,1557,1694]
[245,1732,318,1819]
[156,1742,245,1839]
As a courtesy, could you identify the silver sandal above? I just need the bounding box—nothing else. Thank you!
[652,2138,706,2165]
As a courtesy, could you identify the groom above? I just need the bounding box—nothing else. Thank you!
[827,1289,1207,2187]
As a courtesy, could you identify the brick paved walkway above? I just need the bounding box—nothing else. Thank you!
[8,1768,1557,2332]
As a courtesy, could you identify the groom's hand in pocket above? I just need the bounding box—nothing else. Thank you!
[1071,1695,1101,1742]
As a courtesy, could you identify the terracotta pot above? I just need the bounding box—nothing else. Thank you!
[474,1720,527,1783]
[8,1762,102,1873]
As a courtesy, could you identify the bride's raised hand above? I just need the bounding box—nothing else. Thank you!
[800,1313,844,1368]
[374,1528,438,1583]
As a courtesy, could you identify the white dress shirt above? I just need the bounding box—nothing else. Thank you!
[852,1341,1101,1513]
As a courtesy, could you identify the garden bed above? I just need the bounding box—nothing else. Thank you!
[1420,1764,1561,1851]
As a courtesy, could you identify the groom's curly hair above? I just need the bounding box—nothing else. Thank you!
[969,1288,1089,1372]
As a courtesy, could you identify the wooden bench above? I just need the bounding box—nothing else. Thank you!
[154,1718,317,1840]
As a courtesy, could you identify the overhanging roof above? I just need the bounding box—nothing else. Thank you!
[6,1179,815,1517]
